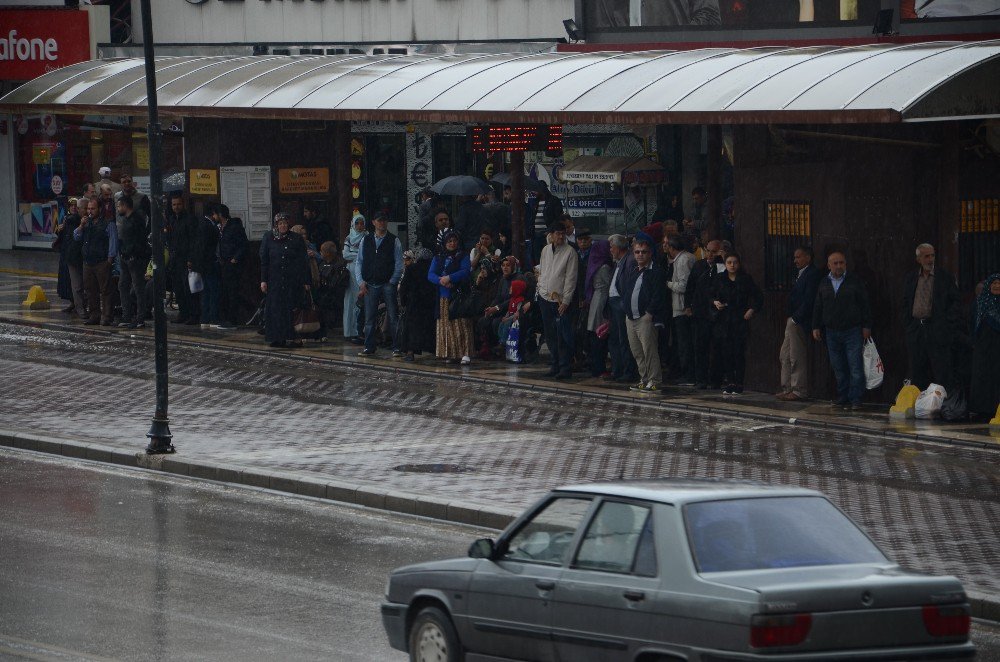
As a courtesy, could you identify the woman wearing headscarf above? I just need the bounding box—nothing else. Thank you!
[584,239,612,377]
[970,274,1000,419]
[397,247,438,362]
[428,231,474,364]
[342,213,367,342]
[259,212,310,348]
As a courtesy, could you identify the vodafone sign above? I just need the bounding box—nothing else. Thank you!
[0,9,89,81]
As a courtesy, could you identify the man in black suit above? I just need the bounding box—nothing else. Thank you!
[685,239,724,389]
[901,243,960,391]
[778,246,821,401]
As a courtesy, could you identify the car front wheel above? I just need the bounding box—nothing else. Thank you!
[409,606,463,662]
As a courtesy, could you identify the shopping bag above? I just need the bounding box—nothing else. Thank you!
[863,337,884,390]
[293,305,321,334]
[505,320,522,363]
[914,383,947,419]
[188,270,204,294]
[940,388,968,422]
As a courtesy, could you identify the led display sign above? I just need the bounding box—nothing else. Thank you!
[468,124,562,154]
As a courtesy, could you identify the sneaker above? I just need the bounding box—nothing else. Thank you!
[117,321,131,328]
[392,349,404,358]
[629,382,647,392]
[460,355,471,365]
[645,381,659,392]
[358,349,376,357]
[732,385,744,395]
[722,385,734,395]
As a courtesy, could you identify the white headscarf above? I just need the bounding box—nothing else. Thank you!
[343,213,366,262]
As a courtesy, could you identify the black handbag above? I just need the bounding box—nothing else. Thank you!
[448,283,482,320]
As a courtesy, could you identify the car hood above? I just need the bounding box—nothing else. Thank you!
[391,557,481,576]
[701,564,967,612]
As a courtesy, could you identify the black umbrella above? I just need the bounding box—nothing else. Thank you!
[431,175,491,197]
[490,172,544,192]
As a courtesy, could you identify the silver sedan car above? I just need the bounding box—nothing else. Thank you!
[381,480,974,661]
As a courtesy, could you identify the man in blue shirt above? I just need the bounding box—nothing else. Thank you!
[355,211,404,357]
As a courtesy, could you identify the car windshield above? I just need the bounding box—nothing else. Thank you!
[685,496,888,573]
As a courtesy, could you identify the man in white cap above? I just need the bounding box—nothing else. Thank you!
[95,166,122,196]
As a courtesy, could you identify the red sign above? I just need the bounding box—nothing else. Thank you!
[468,125,563,155]
[0,9,90,81]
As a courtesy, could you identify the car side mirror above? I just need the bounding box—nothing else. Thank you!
[468,538,496,559]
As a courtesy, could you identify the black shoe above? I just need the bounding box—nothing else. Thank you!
[83,319,100,326]
[555,371,572,380]
[348,336,365,345]
[830,400,848,410]
[61,304,76,313]
[130,321,145,329]
[849,402,863,412]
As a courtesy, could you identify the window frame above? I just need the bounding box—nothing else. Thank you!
[569,497,659,578]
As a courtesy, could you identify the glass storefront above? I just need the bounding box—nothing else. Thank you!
[11,114,183,248]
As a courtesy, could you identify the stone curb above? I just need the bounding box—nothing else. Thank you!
[7,315,999,455]
[1,428,997,623]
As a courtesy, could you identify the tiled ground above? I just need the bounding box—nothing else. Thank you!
[1,322,998,599]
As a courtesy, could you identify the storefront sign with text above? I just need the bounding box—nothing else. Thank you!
[0,9,90,81]
[278,167,329,194]
[189,169,219,195]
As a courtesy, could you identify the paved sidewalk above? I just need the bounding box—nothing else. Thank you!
[3,248,997,451]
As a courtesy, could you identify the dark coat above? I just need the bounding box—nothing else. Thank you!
[901,267,960,344]
[168,211,198,265]
[259,232,309,343]
[787,263,821,327]
[621,263,668,324]
[57,213,82,299]
[397,258,437,353]
[193,216,219,275]
[710,271,764,339]
[218,218,248,263]
[686,257,723,321]
[812,271,873,332]
[117,210,151,261]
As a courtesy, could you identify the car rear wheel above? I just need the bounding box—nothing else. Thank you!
[409,606,463,662]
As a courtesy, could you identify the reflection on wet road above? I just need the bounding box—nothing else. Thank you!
[1,323,998,599]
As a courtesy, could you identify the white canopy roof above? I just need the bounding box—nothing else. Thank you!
[1,41,998,124]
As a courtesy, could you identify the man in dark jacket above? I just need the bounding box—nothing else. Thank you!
[196,204,221,328]
[685,238,724,388]
[607,234,639,384]
[74,197,118,326]
[215,204,248,330]
[778,246,821,401]
[167,193,200,325]
[621,236,668,392]
[455,196,487,252]
[356,210,404,357]
[115,195,151,329]
[812,251,872,410]
[901,243,960,391]
[302,202,335,249]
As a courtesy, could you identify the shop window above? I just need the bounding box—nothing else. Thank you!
[764,201,811,291]
[958,198,1000,291]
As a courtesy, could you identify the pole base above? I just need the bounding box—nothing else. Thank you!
[146,417,175,454]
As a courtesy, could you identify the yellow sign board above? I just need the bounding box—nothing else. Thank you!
[278,168,330,194]
[189,169,219,195]
[134,144,150,171]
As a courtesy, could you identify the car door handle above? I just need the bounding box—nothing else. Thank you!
[535,580,556,591]
[623,590,645,602]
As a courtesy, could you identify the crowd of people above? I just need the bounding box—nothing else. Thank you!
[51,174,1000,420]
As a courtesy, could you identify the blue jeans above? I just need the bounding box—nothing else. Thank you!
[539,299,575,374]
[825,327,865,404]
[200,264,220,325]
[608,297,638,380]
[363,282,399,352]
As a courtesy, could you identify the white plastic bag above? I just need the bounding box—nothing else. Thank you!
[863,338,884,390]
[914,383,947,419]
[188,270,204,294]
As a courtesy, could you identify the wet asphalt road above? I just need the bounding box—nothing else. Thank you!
[0,449,486,661]
[2,449,999,662]
[0,322,997,603]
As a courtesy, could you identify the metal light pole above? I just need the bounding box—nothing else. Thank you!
[140,0,173,454]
